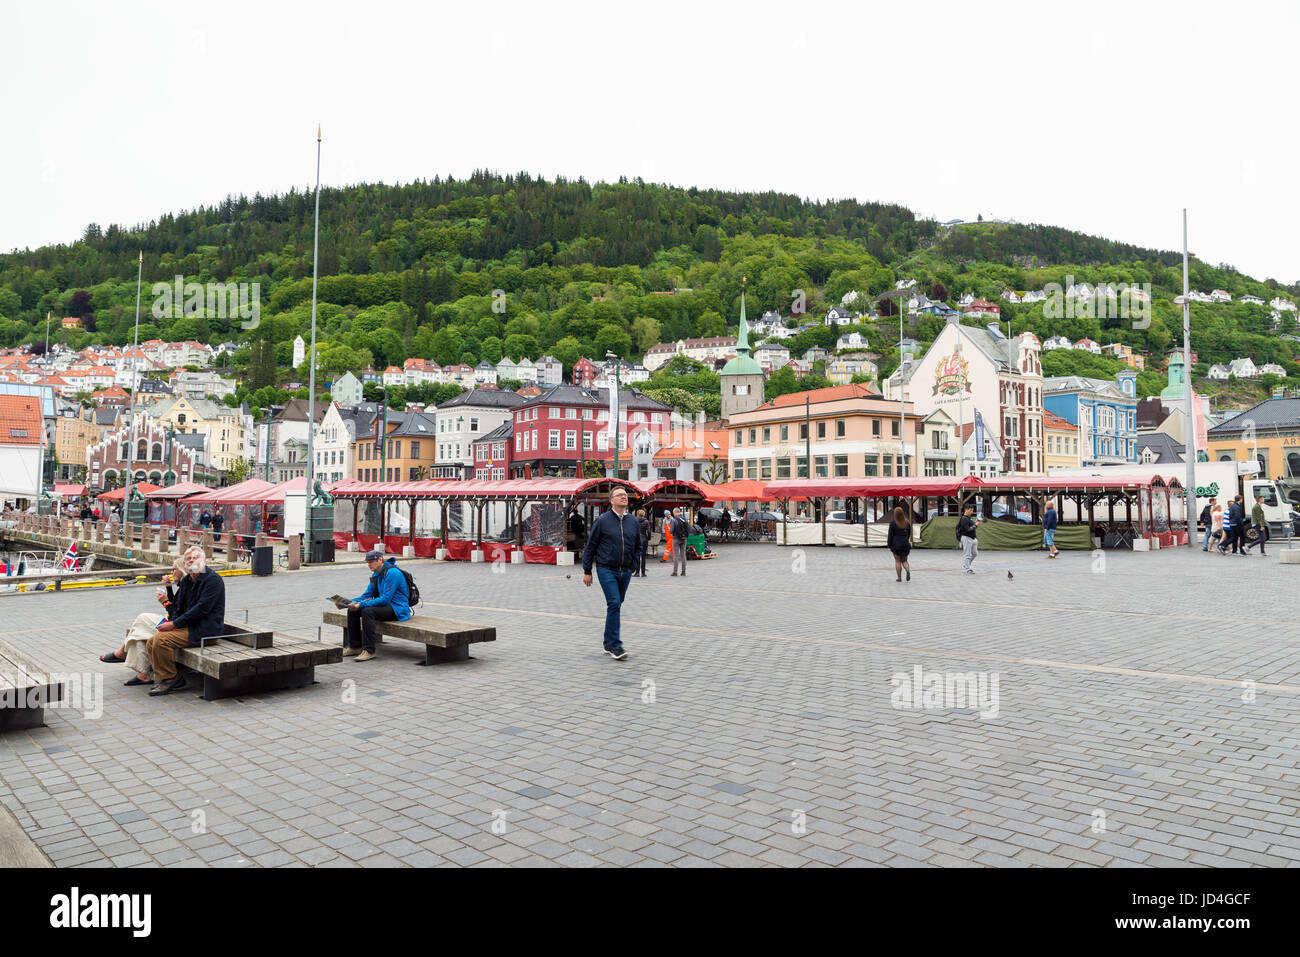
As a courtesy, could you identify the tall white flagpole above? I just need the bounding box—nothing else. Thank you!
[1182,209,1197,543]
[305,125,322,513]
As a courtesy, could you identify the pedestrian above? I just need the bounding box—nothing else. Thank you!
[199,508,212,531]
[720,507,732,540]
[145,545,226,696]
[335,550,411,661]
[669,507,689,577]
[1233,496,1250,556]
[581,486,641,660]
[887,505,912,582]
[1208,501,1223,552]
[1199,497,1217,551]
[956,503,981,574]
[1218,498,1236,554]
[1245,494,1270,556]
[568,506,586,554]
[211,509,224,543]
[1042,501,1059,558]
[633,507,649,577]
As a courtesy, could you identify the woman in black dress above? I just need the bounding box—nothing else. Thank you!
[887,505,912,582]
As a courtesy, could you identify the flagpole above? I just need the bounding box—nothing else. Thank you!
[1182,209,1197,544]
[305,125,322,529]
[123,250,143,529]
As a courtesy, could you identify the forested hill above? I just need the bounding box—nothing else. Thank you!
[1,172,1297,400]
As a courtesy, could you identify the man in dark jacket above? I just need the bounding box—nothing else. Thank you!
[1042,503,1059,558]
[956,504,981,574]
[669,507,690,577]
[1199,498,1216,551]
[147,545,227,696]
[633,509,650,577]
[582,487,642,660]
[1221,496,1245,554]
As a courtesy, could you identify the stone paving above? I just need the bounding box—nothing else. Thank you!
[1,540,1298,867]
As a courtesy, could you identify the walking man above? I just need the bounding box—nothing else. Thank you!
[1200,497,1216,551]
[582,487,642,660]
[956,504,980,574]
[670,507,689,577]
[1244,494,1270,556]
[1042,501,1059,558]
[633,507,649,577]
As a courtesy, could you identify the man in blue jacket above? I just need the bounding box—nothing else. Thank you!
[337,550,411,661]
[1042,502,1059,558]
[582,487,642,660]
[147,545,227,696]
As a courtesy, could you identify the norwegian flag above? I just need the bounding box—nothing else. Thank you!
[60,540,79,571]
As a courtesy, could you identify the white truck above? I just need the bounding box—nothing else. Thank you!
[1048,461,1300,539]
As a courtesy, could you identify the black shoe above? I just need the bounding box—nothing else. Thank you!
[123,676,154,687]
[905,569,910,581]
[149,675,188,696]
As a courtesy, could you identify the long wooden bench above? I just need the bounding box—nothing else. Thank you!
[322,610,495,665]
[0,639,65,730]
[156,621,342,700]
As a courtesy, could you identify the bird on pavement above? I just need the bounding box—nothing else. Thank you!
[1007,570,1014,580]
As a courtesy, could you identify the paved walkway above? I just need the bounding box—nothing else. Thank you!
[0,542,1297,867]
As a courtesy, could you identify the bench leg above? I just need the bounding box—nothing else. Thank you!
[421,644,470,666]
[0,706,46,731]
[200,667,317,700]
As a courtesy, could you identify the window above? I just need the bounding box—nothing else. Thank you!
[598,432,609,451]
[410,440,420,458]
[566,408,577,419]
[780,424,788,441]
[565,431,577,450]
[833,455,848,477]
[865,454,878,476]
[816,421,826,439]
[735,430,743,446]
[583,409,594,420]
[882,455,893,477]
[409,467,421,480]
[583,432,592,451]
[836,419,845,438]
[394,440,402,458]
[814,455,828,478]
[760,459,772,480]
[872,419,881,437]
[776,457,791,479]
[899,455,910,477]
[470,417,479,432]
[799,423,808,440]
[733,459,743,477]
[549,430,560,449]
[762,426,771,443]
[746,459,758,480]
[891,420,900,438]
[515,434,522,453]
[932,430,948,450]
[749,428,756,444]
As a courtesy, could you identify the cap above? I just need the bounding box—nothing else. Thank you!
[364,549,383,561]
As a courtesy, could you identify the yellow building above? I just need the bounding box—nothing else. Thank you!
[144,395,248,474]
[54,409,103,481]
[1043,409,1081,469]
[1206,398,1300,480]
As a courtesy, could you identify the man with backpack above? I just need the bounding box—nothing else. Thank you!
[335,550,413,661]
[1199,497,1216,551]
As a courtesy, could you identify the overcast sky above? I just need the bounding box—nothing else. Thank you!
[6,0,1298,283]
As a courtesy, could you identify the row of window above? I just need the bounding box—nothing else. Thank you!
[730,454,912,480]
[358,440,423,460]
[515,430,617,453]
[1048,436,1080,456]
[356,467,426,482]
[474,468,507,480]
[734,419,902,446]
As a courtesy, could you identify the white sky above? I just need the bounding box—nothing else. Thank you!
[6,0,1298,284]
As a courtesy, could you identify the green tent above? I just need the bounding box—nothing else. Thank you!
[915,516,1093,550]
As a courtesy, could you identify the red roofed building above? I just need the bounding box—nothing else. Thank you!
[0,394,46,498]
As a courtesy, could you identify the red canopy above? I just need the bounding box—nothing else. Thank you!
[695,479,805,504]
[183,478,277,506]
[144,481,208,500]
[53,483,88,497]
[763,476,984,498]
[977,475,1178,491]
[330,477,638,501]
[97,483,161,501]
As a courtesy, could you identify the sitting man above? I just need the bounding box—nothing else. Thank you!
[335,550,410,661]
[146,545,227,696]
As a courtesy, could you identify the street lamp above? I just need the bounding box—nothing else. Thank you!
[606,351,621,479]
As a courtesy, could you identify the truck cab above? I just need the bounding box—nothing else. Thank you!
[1242,478,1300,538]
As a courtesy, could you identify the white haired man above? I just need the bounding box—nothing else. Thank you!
[146,545,226,696]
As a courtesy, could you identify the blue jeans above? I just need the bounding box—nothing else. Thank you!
[596,567,633,650]
[1202,525,1212,550]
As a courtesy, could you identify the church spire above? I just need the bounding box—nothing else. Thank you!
[736,275,751,355]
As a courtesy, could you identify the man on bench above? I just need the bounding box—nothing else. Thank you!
[147,545,227,697]
[335,550,411,662]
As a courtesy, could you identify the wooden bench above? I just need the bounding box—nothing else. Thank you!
[323,609,495,665]
[0,639,65,730]
[163,621,343,700]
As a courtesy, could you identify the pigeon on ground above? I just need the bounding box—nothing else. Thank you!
[1007,570,1014,580]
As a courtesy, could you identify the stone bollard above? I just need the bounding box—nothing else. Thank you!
[110,522,120,545]
[201,530,214,560]
[95,521,104,544]
[141,524,153,551]
[255,533,266,549]
[227,532,238,564]
[176,530,189,556]
[287,534,302,570]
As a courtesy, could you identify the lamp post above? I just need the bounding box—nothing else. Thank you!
[899,310,907,478]
[305,125,322,523]
[123,251,143,524]
[606,351,621,479]
[1180,209,1197,545]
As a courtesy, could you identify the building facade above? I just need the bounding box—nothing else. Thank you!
[1042,371,1138,466]
[509,385,672,479]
